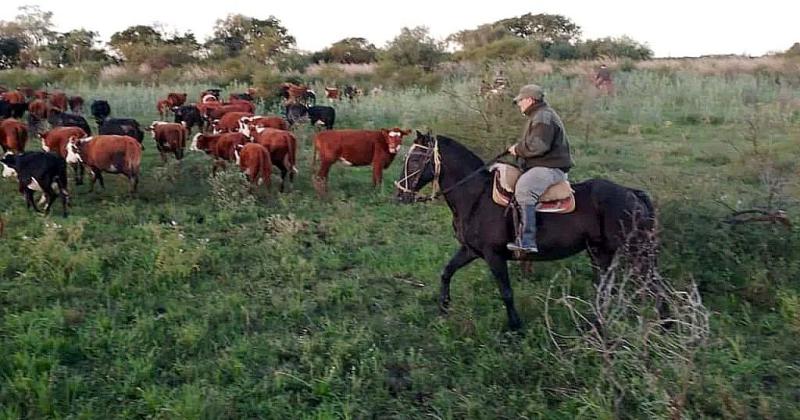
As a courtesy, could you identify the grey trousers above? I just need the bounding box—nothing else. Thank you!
[514,167,567,205]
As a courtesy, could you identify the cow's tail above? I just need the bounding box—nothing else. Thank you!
[631,188,656,231]
[126,141,142,176]
[311,135,318,171]
[260,146,272,191]
[12,124,28,151]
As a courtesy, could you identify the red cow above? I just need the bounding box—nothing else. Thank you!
[50,91,68,112]
[39,126,88,185]
[68,96,84,114]
[213,111,253,133]
[66,135,141,193]
[312,128,411,195]
[1,90,26,104]
[250,128,297,192]
[190,132,248,174]
[324,87,340,101]
[206,103,255,121]
[156,99,171,119]
[17,86,34,98]
[0,119,28,153]
[147,121,188,162]
[28,99,50,131]
[166,92,187,107]
[234,142,272,192]
[33,90,48,100]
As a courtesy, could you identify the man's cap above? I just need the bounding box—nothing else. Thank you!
[513,84,544,103]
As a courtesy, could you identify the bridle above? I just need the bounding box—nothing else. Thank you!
[394,138,441,201]
[395,135,509,202]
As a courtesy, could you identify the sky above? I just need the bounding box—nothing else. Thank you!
[1,0,798,58]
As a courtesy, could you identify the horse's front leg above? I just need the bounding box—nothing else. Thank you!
[440,245,477,314]
[485,251,522,330]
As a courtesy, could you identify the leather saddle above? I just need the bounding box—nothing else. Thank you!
[490,163,576,214]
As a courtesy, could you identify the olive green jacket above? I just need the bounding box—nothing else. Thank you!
[513,101,574,171]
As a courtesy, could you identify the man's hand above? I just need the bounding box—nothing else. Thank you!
[507,144,517,156]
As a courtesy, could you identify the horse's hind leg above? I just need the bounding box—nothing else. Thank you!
[485,252,522,330]
[439,246,477,314]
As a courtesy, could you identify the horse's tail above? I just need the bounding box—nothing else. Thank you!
[630,188,656,231]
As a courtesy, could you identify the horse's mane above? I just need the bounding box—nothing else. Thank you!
[435,135,486,170]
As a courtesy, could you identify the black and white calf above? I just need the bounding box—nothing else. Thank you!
[1,152,70,217]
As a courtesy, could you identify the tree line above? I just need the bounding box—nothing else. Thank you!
[0,7,663,72]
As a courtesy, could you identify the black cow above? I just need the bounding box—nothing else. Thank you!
[90,100,111,126]
[48,109,92,135]
[1,152,70,217]
[0,99,28,119]
[172,105,204,134]
[285,104,335,129]
[99,118,145,149]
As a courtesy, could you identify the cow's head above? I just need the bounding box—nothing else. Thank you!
[238,117,255,138]
[66,136,86,163]
[1,153,17,178]
[381,128,411,154]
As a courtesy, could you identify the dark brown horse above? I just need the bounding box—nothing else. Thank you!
[395,132,657,330]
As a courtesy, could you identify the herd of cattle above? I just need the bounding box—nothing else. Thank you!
[0,83,411,218]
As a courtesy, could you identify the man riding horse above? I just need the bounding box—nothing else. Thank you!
[506,84,573,253]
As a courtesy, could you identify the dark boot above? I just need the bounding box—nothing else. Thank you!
[507,204,539,253]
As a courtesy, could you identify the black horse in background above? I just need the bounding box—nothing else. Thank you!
[395,132,657,330]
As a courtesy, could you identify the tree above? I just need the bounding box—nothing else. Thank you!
[498,13,581,44]
[206,14,295,62]
[318,37,378,64]
[381,26,446,70]
[578,36,653,60]
[49,29,106,66]
[0,5,56,66]
[0,37,22,69]
[786,42,800,57]
[109,25,197,68]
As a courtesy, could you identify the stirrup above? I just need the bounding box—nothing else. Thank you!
[507,241,539,253]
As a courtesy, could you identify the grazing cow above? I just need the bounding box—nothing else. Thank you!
[27,99,49,133]
[234,143,272,192]
[90,100,111,126]
[0,119,28,153]
[324,87,340,101]
[68,96,84,114]
[312,128,411,194]
[0,99,27,119]
[213,111,253,133]
[250,127,298,191]
[229,88,256,102]
[343,85,361,101]
[48,109,92,135]
[190,132,248,174]
[99,118,145,149]
[238,115,289,136]
[49,91,68,112]
[200,89,221,103]
[39,126,88,185]
[147,121,188,162]
[66,135,141,193]
[166,92,187,107]
[206,103,255,122]
[285,104,336,129]
[1,152,70,217]
[172,105,204,134]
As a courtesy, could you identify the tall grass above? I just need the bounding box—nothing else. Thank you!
[1,66,799,418]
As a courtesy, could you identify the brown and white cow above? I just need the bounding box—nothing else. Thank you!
[0,118,28,153]
[66,135,141,193]
[312,128,411,195]
[249,127,298,192]
[234,142,272,192]
[190,132,248,175]
[40,126,88,185]
[238,116,289,136]
[147,121,188,162]
[324,87,340,101]
[212,111,253,133]
[1,90,26,104]
[156,99,171,119]
[49,91,68,112]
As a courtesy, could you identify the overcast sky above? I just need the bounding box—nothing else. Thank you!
[1,1,797,57]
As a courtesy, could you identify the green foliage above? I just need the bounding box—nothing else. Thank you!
[380,26,447,70]
[205,14,295,63]
[314,37,378,64]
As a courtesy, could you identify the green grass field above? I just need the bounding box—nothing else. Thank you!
[1,70,799,419]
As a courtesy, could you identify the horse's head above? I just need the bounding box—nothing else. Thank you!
[395,130,439,204]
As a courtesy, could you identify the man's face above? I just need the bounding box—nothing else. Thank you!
[517,97,533,113]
